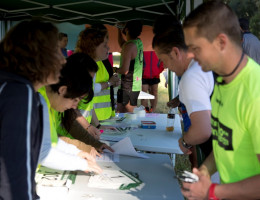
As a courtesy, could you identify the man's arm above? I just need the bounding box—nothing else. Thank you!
[182,154,260,199]
[178,110,211,153]
[117,43,137,75]
[184,110,211,144]
[198,151,217,176]
[215,154,260,200]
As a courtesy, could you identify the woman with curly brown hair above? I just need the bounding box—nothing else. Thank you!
[0,20,64,199]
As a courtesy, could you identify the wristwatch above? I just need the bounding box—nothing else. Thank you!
[182,138,192,149]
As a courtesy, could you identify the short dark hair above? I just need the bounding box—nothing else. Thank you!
[239,18,250,31]
[59,32,68,40]
[57,53,97,132]
[153,14,181,35]
[50,53,96,104]
[0,20,62,83]
[152,15,187,54]
[183,1,241,46]
[123,20,143,38]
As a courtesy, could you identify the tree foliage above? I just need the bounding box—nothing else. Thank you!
[224,0,260,38]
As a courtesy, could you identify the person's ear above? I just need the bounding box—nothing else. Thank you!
[58,86,67,96]
[215,33,228,51]
[170,47,182,60]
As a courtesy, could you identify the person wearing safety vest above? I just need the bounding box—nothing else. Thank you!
[75,24,120,139]
[116,20,144,113]
[37,53,102,174]
[56,53,114,153]
[93,60,117,121]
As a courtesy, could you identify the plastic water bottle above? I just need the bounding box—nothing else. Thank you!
[166,108,176,131]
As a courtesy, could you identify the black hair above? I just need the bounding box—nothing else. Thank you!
[123,20,143,39]
[50,53,97,132]
[153,14,181,35]
[152,15,187,54]
[50,52,96,102]
[239,18,250,31]
[59,32,68,40]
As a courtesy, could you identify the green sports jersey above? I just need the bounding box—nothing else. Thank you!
[211,57,260,184]
[119,38,143,91]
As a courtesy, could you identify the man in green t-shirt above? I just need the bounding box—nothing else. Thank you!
[181,1,260,200]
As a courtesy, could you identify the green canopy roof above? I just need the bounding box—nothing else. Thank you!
[0,0,180,25]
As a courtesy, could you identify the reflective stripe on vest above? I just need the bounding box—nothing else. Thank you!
[38,87,58,146]
[93,61,112,120]
[94,89,110,97]
[94,102,111,109]
[78,99,94,123]
[79,109,93,123]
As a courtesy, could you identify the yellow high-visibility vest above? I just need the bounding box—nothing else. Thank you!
[93,61,114,120]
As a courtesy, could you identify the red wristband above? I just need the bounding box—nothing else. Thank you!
[208,183,219,200]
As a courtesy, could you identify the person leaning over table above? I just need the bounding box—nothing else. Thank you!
[56,53,114,153]
[152,15,214,167]
[0,20,63,200]
[38,53,102,174]
[73,24,119,140]
[181,1,260,199]
[116,20,144,113]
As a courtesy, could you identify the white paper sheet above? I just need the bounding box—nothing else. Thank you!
[105,137,149,159]
[96,152,119,162]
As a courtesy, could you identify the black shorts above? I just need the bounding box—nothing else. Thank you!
[142,78,160,85]
[117,89,140,106]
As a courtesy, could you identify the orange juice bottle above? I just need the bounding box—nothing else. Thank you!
[166,108,175,131]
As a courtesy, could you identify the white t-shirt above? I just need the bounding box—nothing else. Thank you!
[93,73,102,94]
[179,60,214,116]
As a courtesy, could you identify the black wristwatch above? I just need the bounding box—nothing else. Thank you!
[96,124,101,129]
[182,138,192,149]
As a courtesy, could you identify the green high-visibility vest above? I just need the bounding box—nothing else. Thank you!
[38,87,58,146]
[93,61,114,120]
